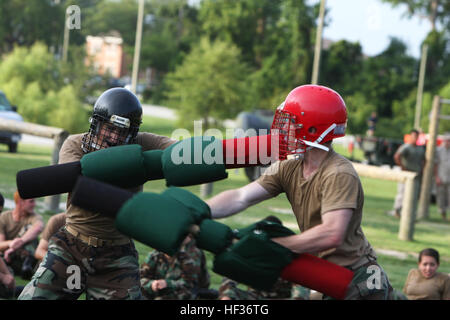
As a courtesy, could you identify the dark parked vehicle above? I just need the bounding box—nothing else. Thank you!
[356,135,403,167]
[234,109,274,181]
[0,91,23,153]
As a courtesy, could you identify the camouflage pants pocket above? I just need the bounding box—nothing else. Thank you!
[345,262,393,300]
[0,282,14,300]
[127,285,143,300]
[18,239,84,300]
[84,243,142,300]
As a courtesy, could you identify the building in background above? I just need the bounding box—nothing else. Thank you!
[85,32,126,78]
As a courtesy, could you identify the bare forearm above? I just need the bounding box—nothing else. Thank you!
[206,190,249,219]
[272,224,341,255]
[206,182,272,219]
[21,223,43,244]
[34,240,48,261]
[0,258,11,274]
[0,241,12,252]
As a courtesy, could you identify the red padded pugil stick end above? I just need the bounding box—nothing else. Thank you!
[281,253,354,300]
[222,134,274,169]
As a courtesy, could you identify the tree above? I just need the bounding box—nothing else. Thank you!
[0,43,89,133]
[320,40,364,96]
[344,93,377,135]
[199,0,283,68]
[0,0,64,54]
[382,0,450,94]
[381,0,450,31]
[422,30,450,92]
[246,0,316,110]
[80,0,139,46]
[359,37,417,118]
[141,0,202,73]
[165,38,250,129]
[437,82,450,134]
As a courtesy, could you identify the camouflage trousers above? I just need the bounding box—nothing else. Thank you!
[324,260,393,300]
[18,228,142,300]
[1,240,38,277]
[0,258,14,300]
[0,283,14,300]
[218,278,310,300]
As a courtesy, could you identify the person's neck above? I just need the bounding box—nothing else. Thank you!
[12,208,24,222]
[302,147,331,179]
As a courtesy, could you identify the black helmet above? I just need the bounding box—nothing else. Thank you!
[81,88,143,153]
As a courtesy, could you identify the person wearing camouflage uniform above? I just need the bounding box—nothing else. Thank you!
[19,88,175,300]
[218,216,310,300]
[0,256,15,299]
[218,277,310,300]
[0,192,43,280]
[140,235,210,300]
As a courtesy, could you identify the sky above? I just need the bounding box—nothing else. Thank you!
[320,0,431,58]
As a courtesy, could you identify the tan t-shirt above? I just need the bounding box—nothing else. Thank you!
[58,132,176,240]
[0,210,44,240]
[41,213,66,241]
[256,149,376,267]
[403,268,450,300]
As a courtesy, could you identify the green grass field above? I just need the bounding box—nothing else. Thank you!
[1,116,449,296]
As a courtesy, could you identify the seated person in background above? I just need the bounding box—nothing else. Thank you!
[34,213,66,262]
[0,191,43,280]
[0,256,15,299]
[0,192,4,213]
[218,216,310,301]
[140,234,210,300]
[218,276,310,300]
[403,248,450,300]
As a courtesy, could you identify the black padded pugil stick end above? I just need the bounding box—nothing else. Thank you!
[16,161,82,199]
[71,176,134,218]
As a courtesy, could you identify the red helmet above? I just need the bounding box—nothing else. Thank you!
[271,85,347,159]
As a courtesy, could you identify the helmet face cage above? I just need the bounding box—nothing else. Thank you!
[271,109,304,160]
[81,114,139,153]
[271,109,344,159]
[271,85,348,160]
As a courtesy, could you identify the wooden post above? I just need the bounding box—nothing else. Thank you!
[417,95,441,220]
[44,131,70,212]
[414,44,428,129]
[311,0,326,85]
[131,0,145,94]
[200,182,213,198]
[398,177,417,241]
[0,119,66,138]
[0,119,68,212]
[351,162,417,241]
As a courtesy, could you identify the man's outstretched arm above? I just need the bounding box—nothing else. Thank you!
[206,181,274,219]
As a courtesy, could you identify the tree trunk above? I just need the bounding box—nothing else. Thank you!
[429,0,439,31]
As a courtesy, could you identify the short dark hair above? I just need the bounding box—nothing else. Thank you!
[410,129,419,135]
[419,248,440,265]
[0,192,4,207]
[263,215,283,225]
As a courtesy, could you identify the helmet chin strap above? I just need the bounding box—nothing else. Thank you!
[295,123,337,153]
